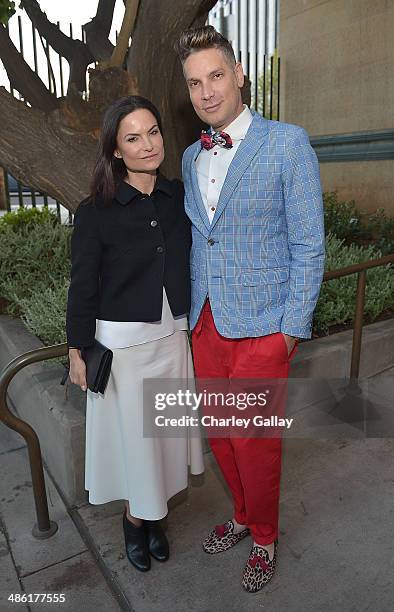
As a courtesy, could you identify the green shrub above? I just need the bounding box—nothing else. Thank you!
[0,208,393,345]
[17,278,68,345]
[0,218,71,316]
[365,208,394,255]
[323,191,364,241]
[0,206,59,232]
[18,232,393,343]
[323,192,394,255]
[314,233,394,334]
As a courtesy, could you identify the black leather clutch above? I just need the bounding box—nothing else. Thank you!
[61,340,113,394]
[81,340,113,394]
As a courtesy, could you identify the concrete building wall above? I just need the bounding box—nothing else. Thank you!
[279,0,394,214]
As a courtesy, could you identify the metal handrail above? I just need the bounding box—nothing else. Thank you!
[0,343,68,538]
[323,253,394,280]
[0,253,393,537]
[323,253,394,378]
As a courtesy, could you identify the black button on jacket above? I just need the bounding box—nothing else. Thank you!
[66,175,191,348]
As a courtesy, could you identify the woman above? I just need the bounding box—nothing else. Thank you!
[66,95,204,572]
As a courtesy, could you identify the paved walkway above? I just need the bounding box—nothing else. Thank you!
[1,369,393,611]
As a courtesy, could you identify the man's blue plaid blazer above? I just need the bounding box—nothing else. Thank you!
[182,109,325,339]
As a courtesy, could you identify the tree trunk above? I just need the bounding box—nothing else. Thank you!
[0,88,97,211]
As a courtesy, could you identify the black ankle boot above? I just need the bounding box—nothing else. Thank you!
[145,520,169,562]
[123,510,150,572]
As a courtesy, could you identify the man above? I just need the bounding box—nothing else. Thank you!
[175,26,325,592]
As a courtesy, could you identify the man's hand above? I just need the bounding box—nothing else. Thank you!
[281,333,297,356]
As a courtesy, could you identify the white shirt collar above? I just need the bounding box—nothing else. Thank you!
[210,105,253,142]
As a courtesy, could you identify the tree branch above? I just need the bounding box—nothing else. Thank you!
[21,0,94,92]
[0,87,96,210]
[84,0,115,62]
[21,0,75,58]
[0,24,58,111]
[105,0,139,68]
[91,0,116,32]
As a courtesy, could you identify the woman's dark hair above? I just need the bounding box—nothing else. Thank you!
[90,95,163,204]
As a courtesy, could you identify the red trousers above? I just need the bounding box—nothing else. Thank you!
[192,301,297,545]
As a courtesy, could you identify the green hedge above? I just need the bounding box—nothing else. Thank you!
[314,234,394,333]
[0,220,70,314]
[0,206,59,231]
[0,209,71,346]
[16,279,69,345]
[0,202,393,345]
[323,191,394,255]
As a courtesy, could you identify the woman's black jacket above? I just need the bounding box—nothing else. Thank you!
[66,175,191,348]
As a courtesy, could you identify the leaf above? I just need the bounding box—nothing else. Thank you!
[0,0,16,25]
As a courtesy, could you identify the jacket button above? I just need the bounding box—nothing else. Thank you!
[156,246,164,253]
[207,238,215,246]
[150,220,158,227]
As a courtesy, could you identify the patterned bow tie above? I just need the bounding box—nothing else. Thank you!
[200,130,233,150]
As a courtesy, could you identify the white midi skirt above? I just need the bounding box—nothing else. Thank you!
[85,330,205,520]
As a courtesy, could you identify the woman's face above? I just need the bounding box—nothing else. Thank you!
[114,108,164,173]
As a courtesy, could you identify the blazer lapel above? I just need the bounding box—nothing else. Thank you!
[189,143,211,233]
[210,111,270,231]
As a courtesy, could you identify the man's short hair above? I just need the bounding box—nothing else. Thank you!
[175,25,236,66]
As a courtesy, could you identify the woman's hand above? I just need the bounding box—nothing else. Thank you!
[69,349,87,392]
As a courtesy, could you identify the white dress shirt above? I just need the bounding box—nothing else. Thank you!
[195,105,253,222]
[95,288,188,349]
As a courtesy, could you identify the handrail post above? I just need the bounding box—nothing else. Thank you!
[0,344,68,538]
[350,270,367,379]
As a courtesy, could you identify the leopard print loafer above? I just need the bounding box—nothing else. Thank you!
[242,540,278,592]
[202,520,250,554]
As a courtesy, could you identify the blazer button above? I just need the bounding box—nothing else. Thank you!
[207,238,215,246]
[150,220,158,227]
[156,246,164,253]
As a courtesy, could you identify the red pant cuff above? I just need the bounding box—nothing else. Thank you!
[251,532,278,546]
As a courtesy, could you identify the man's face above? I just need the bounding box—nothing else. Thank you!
[183,47,245,132]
